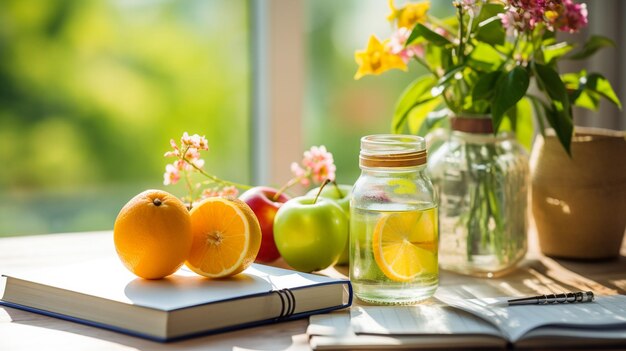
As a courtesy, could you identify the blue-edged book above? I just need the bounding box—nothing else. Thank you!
[0,258,352,342]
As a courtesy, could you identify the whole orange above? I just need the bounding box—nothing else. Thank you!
[114,189,192,279]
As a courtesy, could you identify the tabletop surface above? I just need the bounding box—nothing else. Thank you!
[1,230,625,351]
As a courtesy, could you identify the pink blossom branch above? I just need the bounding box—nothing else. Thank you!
[182,156,252,191]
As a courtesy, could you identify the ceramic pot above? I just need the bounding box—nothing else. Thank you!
[530,127,626,259]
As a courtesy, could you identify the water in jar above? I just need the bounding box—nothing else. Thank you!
[350,203,438,304]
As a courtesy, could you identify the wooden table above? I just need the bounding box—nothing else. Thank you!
[1,230,625,350]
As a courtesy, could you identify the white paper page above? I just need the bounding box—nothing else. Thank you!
[350,305,502,337]
[308,311,352,336]
[438,294,626,343]
[308,310,506,350]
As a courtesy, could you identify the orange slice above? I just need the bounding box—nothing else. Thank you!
[372,209,438,282]
[186,197,261,278]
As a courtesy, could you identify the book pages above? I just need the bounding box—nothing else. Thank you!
[438,294,626,342]
[350,305,501,336]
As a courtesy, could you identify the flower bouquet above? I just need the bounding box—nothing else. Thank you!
[355,0,621,276]
[355,0,620,151]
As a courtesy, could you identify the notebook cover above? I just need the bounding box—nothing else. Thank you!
[0,280,352,342]
[0,258,353,342]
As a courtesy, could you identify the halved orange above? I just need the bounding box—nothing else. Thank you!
[372,209,438,282]
[186,197,261,278]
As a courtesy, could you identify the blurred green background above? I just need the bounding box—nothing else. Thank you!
[0,0,250,236]
[0,0,453,237]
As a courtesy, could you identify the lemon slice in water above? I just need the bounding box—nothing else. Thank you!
[372,209,437,282]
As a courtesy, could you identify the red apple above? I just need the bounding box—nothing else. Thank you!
[239,186,290,263]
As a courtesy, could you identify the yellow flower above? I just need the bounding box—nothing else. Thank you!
[387,0,430,29]
[354,35,407,80]
[544,10,559,22]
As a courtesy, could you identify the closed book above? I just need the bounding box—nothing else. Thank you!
[0,258,351,342]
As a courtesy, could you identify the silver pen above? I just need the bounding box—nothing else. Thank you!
[507,291,595,306]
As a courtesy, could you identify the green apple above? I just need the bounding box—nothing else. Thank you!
[307,184,352,265]
[274,196,348,272]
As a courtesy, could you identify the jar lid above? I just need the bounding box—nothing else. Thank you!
[359,134,427,168]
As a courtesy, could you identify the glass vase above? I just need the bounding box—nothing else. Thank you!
[428,116,528,277]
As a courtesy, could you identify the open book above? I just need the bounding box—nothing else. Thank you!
[308,294,626,349]
[0,258,351,342]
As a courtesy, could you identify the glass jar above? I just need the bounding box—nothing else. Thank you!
[350,134,438,305]
[428,116,528,277]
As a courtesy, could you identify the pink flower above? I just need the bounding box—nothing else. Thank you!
[499,8,522,36]
[302,145,331,169]
[191,158,205,169]
[202,188,220,198]
[164,139,180,158]
[458,0,480,16]
[174,159,186,171]
[163,132,206,184]
[557,0,587,33]
[388,27,424,64]
[183,147,205,169]
[301,145,336,184]
[201,186,240,199]
[311,161,336,184]
[181,132,209,151]
[501,0,548,35]
[163,164,180,185]
[290,162,310,187]
[502,0,587,35]
[219,186,239,198]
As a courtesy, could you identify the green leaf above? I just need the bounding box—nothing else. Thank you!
[475,16,505,46]
[473,3,505,29]
[544,104,573,155]
[406,23,451,47]
[515,97,534,150]
[473,71,501,102]
[440,47,454,70]
[391,76,438,133]
[533,63,571,119]
[543,42,575,64]
[561,72,581,90]
[561,71,586,106]
[584,73,622,109]
[533,63,573,154]
[436,65,465,88]
[468,43,504,72]
[574,90,601,110]
[564,71,622,111]
[491,67,530,132]
[568,35,615,60]
[407,98,443,134]
[424,46,453,73]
